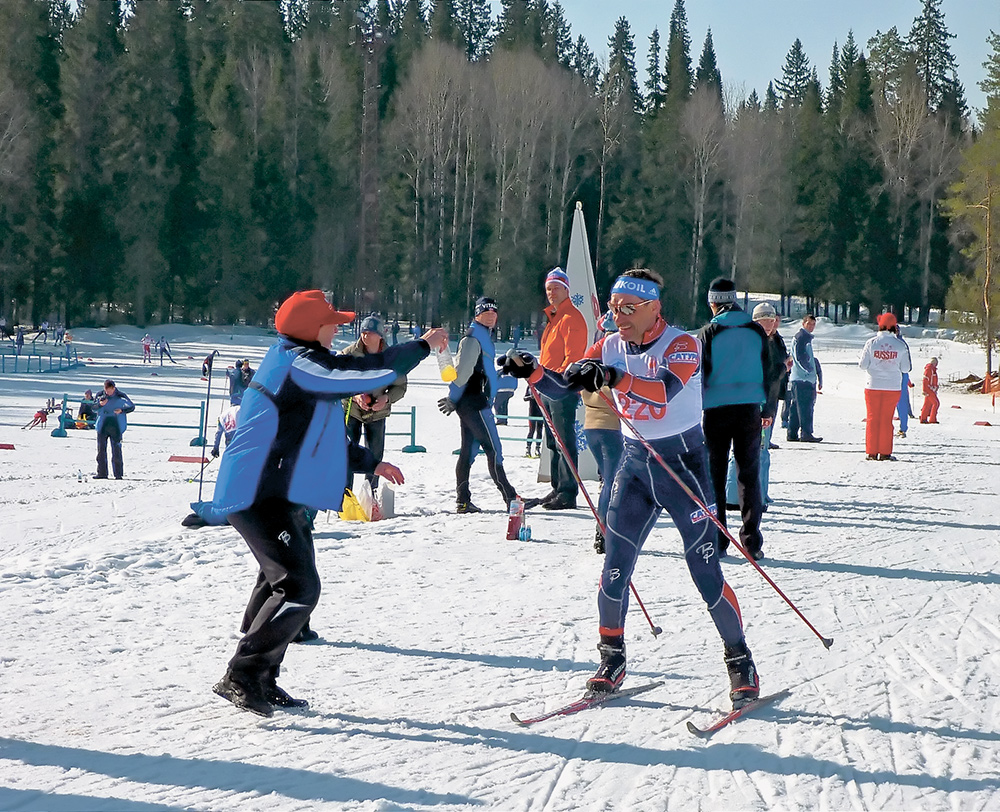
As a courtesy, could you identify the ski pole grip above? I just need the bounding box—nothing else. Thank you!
[506,348,526,366]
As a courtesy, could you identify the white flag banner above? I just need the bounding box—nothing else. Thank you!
[538,201,599,484]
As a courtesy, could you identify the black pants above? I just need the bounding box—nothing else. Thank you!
[455,398,516,506]
[96,422,123,478]
[703,403,764,555]
[346,415,386,492]
[543,394,579,501]
[228,499,320,681]
[526,398,543,443]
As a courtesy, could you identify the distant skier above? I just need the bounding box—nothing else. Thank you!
[211,404,240,458]
[142,334,152,364]
[156,336,175,365]
[501,269,761,710]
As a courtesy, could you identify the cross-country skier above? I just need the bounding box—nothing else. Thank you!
[501,269,761,710]
[207,289,447,717]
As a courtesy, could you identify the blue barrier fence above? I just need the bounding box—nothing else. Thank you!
[50,394,207,446]
[0,347,83,373]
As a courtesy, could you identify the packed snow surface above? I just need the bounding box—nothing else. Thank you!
[1,319,999,811]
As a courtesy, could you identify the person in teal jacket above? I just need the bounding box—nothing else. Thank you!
[698,278,774,560]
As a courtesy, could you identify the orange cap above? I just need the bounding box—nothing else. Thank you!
[275,290,355,343]
[877,312,897,330]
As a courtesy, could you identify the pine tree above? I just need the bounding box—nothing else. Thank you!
[453,0,492,61]
[695,28,722,107]
[495,0,540,53]
[827,42,843,110]
[867,27,909,102]
[544,2,573,67]
[775,38,811,108]
[606,15,641,114]
[429,0,461,48]
[569,34,599,88]
[60,0,127,320]
[908,0,964,112]
[645,28,663,113]
[663,0,691,105]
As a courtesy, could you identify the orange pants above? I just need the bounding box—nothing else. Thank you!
[920,392,940,423]
[865,389,898,456]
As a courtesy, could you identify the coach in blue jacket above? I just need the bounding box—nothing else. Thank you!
[698,278,775,562]
[93,379,135,480]
[210,289,447,717]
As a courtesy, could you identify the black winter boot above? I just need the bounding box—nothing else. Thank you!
[724,641,760,709]
[213,670,273,717]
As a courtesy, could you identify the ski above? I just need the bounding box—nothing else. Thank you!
[510,681,664,727]
[686,689,790,738]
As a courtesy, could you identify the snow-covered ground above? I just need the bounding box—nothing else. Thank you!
[1,318,999,811]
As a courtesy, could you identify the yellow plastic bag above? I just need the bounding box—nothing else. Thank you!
[338,489,370,522]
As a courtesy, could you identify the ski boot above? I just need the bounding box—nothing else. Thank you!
[457,501,482,514]
[594,526,605,555]
[724,641,760,709]
[586,637,626,694]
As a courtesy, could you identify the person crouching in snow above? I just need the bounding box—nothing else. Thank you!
[206,289,447,717]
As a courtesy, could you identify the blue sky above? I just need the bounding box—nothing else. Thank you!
[555,0,997,116]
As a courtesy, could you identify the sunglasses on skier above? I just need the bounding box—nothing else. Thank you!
[607,300,655,317]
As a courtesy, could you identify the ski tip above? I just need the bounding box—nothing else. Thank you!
[821,637,834,650]
[686,720,712,738]
[510,712,528,726]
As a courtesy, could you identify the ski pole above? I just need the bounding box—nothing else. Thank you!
[197,350,220,502]
[598,390,833,649]
[187,454,217,483]
[527,378,663,638]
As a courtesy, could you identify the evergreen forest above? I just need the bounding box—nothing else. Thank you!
[0,0,998,338]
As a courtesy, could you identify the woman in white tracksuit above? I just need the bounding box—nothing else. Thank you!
[859,313,911,460]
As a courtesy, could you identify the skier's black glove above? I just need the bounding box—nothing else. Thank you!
[564,360,623,392]
[438,397,457,416]
[211,446,220,458]
[498,350,538,379]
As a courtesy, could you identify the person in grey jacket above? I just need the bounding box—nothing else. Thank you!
[93,379,135,480]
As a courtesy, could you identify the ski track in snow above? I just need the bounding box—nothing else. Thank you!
[1,321,1000,810]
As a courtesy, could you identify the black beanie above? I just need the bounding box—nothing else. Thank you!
[707,277,737,305]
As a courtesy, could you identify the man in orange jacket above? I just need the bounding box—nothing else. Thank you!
[920,357,940,424]
[533,267,589,509]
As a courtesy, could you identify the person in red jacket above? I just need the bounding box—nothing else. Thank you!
[920,357,940,424]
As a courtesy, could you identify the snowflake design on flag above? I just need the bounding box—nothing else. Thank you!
[571,292,585,308]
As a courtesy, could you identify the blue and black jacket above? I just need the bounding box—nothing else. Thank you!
[198,336,429,522]
[448,321,498,411]
[95,389,135,435]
